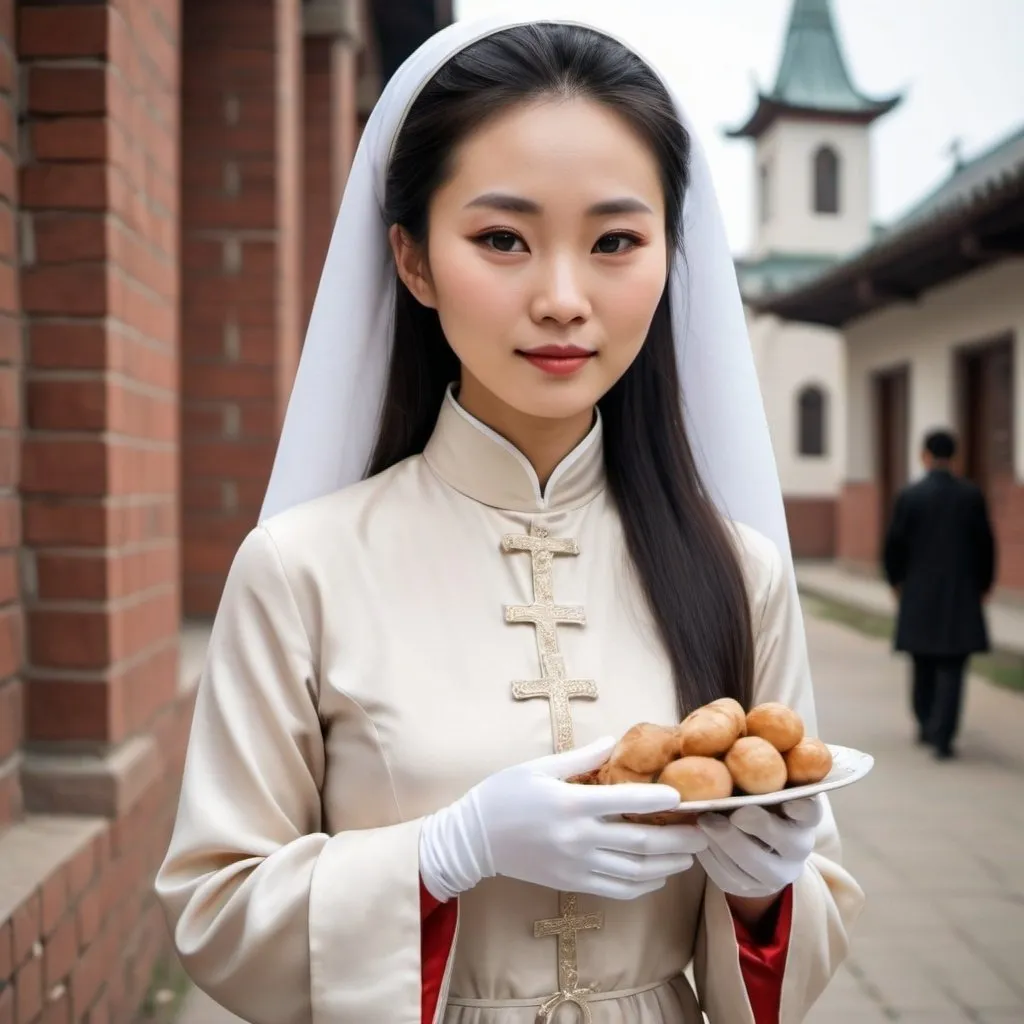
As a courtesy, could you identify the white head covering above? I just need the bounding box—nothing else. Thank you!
[258,11,792,565]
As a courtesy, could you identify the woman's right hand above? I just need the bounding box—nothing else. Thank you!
[419,736,708,902]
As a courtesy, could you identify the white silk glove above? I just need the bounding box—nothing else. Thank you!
[420,736,708,902]
[696,797,823,899]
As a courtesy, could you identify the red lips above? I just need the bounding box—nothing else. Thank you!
[521,345,594,357]
[517,345,595,377]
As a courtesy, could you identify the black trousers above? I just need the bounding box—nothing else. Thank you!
[911,655,967,752]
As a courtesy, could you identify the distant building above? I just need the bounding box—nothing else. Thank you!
[754,125,1024,594]
[729,0,901,557]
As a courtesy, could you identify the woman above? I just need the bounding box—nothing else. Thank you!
[156,12,863,1024]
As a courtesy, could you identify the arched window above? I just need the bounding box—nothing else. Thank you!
[813,146,840,214]
[797,385,828,456]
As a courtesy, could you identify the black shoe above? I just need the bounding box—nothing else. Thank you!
[934,747,956,761]
[916,728,930,745]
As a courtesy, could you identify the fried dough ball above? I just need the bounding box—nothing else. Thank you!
[595,722,679,784]
[706,698,747,737]
[746,702,804,753]
[784,738,833,785]
[659,756,735,803]
[597,763,657,785]
[725,736,788,795]
[678,707,740,757]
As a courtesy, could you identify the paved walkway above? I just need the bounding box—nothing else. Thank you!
[803,609,1024,1023]
[175,606,1024,1023]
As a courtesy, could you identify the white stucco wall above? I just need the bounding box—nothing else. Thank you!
[844,260,1024,484]
[748,311,846,497]
[753,120,873,259]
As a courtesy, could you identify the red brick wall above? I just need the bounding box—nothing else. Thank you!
[836,480,881,568]
[333,40,358,204]
[1,785,197,1024]
[991,477,1024,592]
[180,0,303,618]
[4,3,185,1023]
[784,497,836,559]
[0,0,21,830]
[303,37,334,332]
[0,4,377,1019]
[303,34,359,334]
[276,0,303,420]
[20,0,180,751]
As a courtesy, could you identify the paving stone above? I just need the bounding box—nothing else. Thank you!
[801,609,1024,1019]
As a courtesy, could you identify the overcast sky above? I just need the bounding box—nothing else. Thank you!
[454,0,1024,255]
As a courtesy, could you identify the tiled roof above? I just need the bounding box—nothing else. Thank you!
[728,0,900,138]
[890,126,1024,231]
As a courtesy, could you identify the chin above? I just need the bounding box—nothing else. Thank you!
[502,378,606,423]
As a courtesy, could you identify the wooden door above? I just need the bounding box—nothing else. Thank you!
[958,335,1014,503]
[875,366,910,523]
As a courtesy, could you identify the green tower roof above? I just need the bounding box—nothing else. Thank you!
[728,0,901,139]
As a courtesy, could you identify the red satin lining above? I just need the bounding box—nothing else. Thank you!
[420,880,458,1024]
[733,885,794,1024]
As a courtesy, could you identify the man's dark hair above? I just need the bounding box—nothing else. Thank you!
[924,429,957,461]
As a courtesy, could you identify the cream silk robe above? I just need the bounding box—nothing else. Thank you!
[156,390,864,1024]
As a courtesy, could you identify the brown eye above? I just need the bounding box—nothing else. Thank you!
[594,233,637,255]
[482,231,523,253]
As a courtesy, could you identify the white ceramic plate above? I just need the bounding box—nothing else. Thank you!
[673,744,874,814]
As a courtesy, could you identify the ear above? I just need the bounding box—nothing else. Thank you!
[389,224,437,309]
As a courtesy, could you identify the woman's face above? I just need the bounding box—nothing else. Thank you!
[393,96,669,427]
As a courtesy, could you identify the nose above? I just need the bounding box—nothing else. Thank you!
[530,254,592,325]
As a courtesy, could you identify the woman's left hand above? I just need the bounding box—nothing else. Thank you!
[696,797,822,899]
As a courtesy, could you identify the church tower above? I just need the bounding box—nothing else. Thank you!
[729,0,901,262]
[729,0,901,560]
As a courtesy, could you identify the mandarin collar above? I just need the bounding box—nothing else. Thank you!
[422,387,605,513]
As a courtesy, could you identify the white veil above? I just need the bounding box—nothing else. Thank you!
[258,11,793,568]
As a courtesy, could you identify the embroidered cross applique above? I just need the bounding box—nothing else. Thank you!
[502,522,603,1022]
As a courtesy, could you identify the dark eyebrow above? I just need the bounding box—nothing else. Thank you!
[465,192,653,216]
[465,193,540,214]
[587,197,653,216]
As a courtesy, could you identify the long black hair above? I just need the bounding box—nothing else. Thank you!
[371,23,754,714]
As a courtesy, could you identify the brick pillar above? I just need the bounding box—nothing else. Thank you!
[19,0,181,797]
[10,3,184,1020]
[356,25,380,140]
[302,0,361,330]
[181,0,304,617]
[0,0,22,829]
[991,477,1024,592]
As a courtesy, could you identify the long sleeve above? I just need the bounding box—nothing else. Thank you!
[156,527,454,1024]
[882,490,909,587]
[695,529,865,1024]
[972,489,996,594]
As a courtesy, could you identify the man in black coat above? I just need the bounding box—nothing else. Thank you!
[883,430,996,759]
